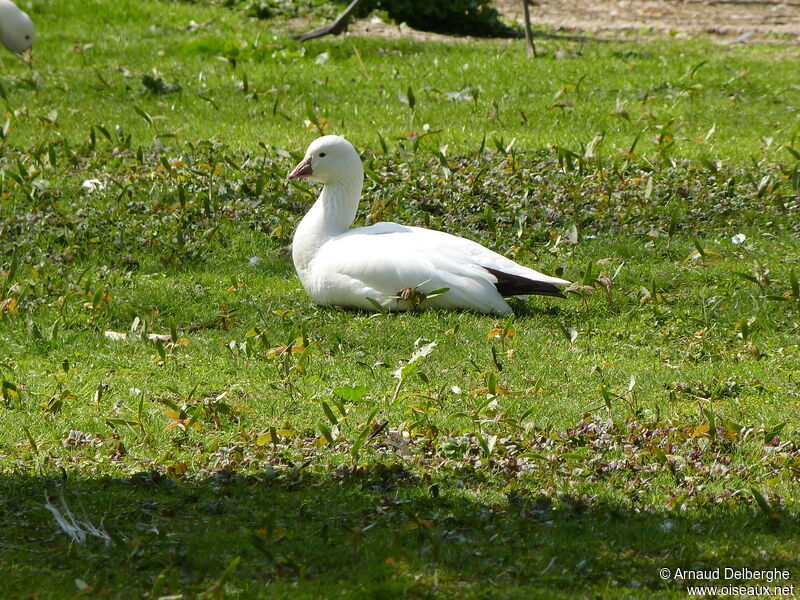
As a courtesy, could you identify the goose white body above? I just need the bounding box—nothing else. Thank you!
[289,136,569,315]
[0,0,35,56]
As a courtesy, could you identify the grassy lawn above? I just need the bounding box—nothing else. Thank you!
[1,1,799,598]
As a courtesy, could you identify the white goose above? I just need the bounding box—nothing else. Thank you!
[288,135,569,315]
[0,0,35,57]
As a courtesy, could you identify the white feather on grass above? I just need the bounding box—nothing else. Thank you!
[43,493,110,544]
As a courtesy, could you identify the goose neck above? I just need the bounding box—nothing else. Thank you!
[292,172,364,275]
[316,175,363,235]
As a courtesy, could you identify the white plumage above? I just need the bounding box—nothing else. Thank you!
[0,0,35,57]
[288,135,569,315]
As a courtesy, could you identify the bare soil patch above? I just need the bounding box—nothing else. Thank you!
[494,0,800,42]
[290,1,800,44]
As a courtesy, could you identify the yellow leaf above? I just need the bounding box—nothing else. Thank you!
[265,345,288,358]
[266,345,304,358]
[256,434,272,445]
[692,424,711,438]
[1,297,18,314]
[416,519,435,531]
[165,409,181,420]
[469,386,508,396]
[487,327,516,340]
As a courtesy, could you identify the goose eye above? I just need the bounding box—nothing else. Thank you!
[319,152,326,157]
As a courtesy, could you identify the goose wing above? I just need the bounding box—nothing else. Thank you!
[309,223,568,312]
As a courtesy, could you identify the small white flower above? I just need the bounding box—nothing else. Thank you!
[731,233,746,244]
[81,178,104,194]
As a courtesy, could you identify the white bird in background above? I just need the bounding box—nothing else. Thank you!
[0,0,35,57]
[288,136,570,315]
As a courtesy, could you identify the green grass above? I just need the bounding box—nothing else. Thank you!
[8,0,800,160]
[1,1,800,598]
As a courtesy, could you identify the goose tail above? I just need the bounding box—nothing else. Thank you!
[484,267,568,299]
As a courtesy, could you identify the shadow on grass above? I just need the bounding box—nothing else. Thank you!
[2,470,798,599]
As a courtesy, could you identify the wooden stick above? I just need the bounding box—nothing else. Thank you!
[522,0,536,57]
[292,0,368,42]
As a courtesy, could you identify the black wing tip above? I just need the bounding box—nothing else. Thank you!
[484,266,567,299]
[534,288,567,299]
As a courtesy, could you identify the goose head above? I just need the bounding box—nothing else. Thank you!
[0,1,36,56]
[288,135,363,185]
